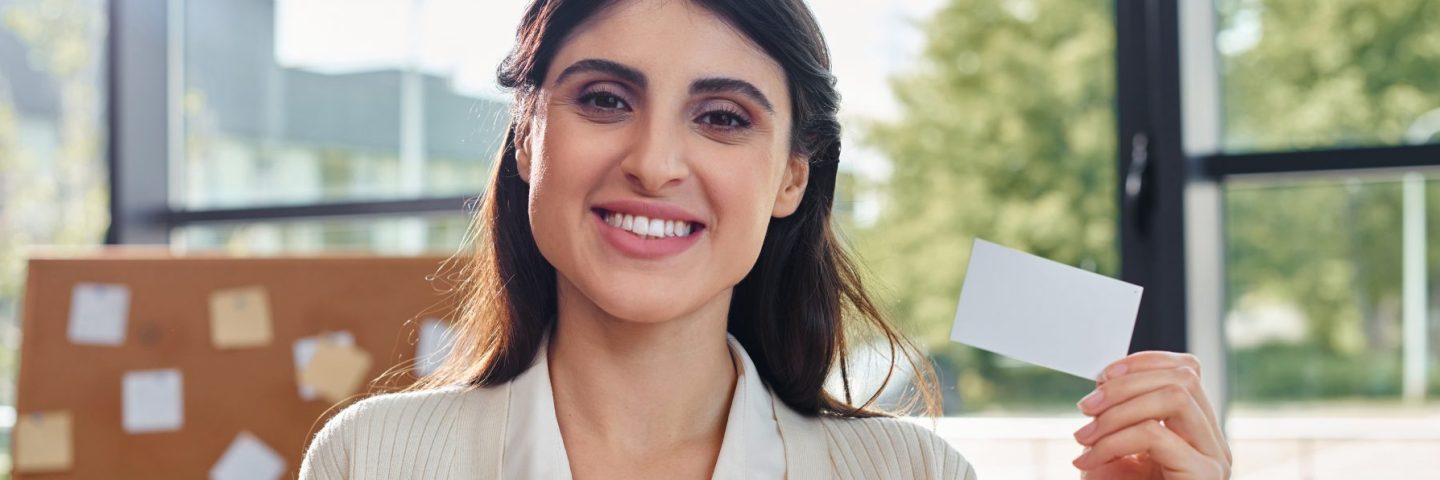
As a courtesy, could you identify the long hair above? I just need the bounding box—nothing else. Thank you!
[409,0,940,418]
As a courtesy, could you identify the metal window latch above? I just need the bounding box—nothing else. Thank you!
[1124,132,1151,236]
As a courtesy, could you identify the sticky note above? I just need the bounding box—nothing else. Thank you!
[209,431,286,480]
[293,331,356,400]
[209,286,274,349]
[950,239,1143,380]
[123,368,184,433]
[415,318,455,377]
[14,411,73,473]
[67,283,130,346]
[298,340,373,403]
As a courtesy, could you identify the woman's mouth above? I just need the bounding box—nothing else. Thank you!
[593,208,703,239]
[591,207,706,259]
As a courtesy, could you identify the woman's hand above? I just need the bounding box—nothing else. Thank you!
[1070,351,1232,479]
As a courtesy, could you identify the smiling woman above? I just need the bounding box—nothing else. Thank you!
[297,1,1226,479]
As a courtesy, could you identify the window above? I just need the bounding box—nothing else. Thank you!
[1190,0,1440,476]
[132,0,521,253]
[1217,0,1440,152]
[177,1,510,209]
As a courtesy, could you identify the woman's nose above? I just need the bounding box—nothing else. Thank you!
[620,118,689,193]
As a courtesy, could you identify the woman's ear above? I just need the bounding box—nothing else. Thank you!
[513,122,534,184]
[772,155,810,218]
[515,143,532,184]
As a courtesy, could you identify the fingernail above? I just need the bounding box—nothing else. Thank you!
[1073,420,1096,442]
[1072,447,1092,468]
[1078,389,1104,411]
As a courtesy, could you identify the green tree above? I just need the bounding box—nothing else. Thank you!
[855,0,1115,411]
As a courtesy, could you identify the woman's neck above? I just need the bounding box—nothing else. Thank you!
[547,277,738,466]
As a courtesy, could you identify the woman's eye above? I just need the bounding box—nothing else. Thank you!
[698,110,751,129]
[581,92,629,111]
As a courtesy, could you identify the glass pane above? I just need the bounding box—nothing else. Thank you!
[825,0,1117,415]
[175,214,471,256]
[1225,176,1440,403]
[1224,175,1440,476]
[178,0,511,208]
[1217,0,1440,152]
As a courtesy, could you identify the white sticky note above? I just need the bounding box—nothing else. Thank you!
[67,283,130,346]
[950,239,1143,380]
[415,318,456,377]
[209,431,286,480]
[293,331,356,400]
[122,368,184,433]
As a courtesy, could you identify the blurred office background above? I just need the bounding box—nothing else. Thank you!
[1,0,1438,478]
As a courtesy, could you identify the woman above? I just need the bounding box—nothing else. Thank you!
[300,0,1232,478]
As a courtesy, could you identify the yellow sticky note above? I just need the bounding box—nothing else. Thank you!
[209,286,274,349]
[298,340,373,403]
[15,410,73,473]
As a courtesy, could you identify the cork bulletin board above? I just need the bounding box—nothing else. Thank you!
[14,252,460,478]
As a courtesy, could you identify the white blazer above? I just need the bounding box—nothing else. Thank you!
[300,335,976,479]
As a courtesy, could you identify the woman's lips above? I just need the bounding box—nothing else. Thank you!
[592,208,704,260]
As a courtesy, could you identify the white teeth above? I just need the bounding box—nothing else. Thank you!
[632,216,649,236]
[602,210,696,239]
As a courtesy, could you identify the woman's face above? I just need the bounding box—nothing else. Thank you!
[516,0,809,324]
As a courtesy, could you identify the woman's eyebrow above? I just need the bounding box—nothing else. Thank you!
[691,77,775,114]
[552,58,647,88]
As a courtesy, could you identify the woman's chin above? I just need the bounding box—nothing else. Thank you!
[585,285,711,325]
[596,299,694,324]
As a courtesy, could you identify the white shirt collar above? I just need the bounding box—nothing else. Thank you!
[502,332,787,479]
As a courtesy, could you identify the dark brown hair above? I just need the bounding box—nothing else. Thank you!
[411,0,939,418]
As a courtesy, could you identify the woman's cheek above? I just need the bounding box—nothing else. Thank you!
[708,171,779,283]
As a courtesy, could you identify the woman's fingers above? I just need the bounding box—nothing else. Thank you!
[1098,351,1203,383]
[1073,372,1226,461]
[1098,351,1231,464]
[1072,419,1227,479]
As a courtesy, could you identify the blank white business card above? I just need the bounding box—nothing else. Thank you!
[950,239,1143,380]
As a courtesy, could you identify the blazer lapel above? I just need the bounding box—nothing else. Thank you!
[771,391,832,479]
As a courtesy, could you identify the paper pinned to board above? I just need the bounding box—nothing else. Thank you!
[67,283,130,346]
[949,238,1143,380]
[122,368,184,433]
[292,331,356,400]
[209,286,274,349]
[14,410,73,473]
[209,431,286,480]
[414,318,456,377]
[298,339,373,403]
